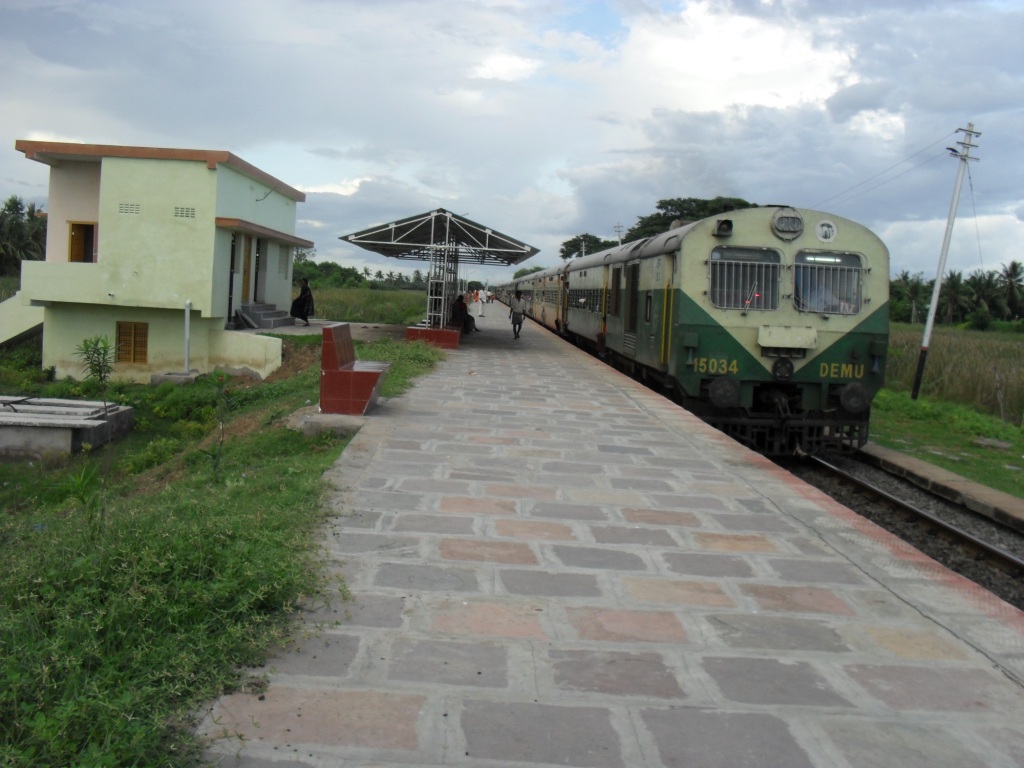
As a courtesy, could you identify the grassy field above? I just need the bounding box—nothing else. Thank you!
[313,286,426,325]
[885,323,1024,426]
[872,324,1024,498]
[0,329,444,767]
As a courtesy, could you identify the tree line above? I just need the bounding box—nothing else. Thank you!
[292,248,428,290]
[0,195,46,277]
[891,265,1024,329]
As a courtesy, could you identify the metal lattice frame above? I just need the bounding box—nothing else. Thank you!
[342,209,538,327]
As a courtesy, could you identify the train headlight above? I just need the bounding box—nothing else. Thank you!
[839,382,870,414]
[771,207,804,241]
[709,377,741,409]
[772,358,794,381]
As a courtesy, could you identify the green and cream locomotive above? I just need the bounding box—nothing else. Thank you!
[505,206,889,455]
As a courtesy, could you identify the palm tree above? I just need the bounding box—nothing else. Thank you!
[905,273,928,324]
[966,269,1009,319]
[999,260,1024,318]
[939,271,972,324]
[362,266,372,281]
[374,270,384,284]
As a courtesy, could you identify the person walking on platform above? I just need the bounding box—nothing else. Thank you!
[509,290,526,339]
[290,278,315,326]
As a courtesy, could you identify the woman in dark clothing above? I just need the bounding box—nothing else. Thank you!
[450,295,478,334]
[290,278,315,326]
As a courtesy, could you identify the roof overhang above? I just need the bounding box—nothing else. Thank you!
[341,208,539,266]
[216,218,314,249]
[15,140,306,202]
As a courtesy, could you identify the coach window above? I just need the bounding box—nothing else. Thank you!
[794,251,863,315]
[708,247,780,310]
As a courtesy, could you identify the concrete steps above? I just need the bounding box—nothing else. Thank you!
[238,303,295,329]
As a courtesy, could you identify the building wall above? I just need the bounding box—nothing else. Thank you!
[215,166,299,235]
[42,303,282,383]
[45,161,101,263]
[99,157,219,315]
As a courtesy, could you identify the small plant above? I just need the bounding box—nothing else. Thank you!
[61,464,104,538]
[73,335,117,522]
[198,371,232,483]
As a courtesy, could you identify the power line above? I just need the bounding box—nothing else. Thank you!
[812,131,957,209]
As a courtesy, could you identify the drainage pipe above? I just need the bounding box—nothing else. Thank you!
[185,300,192,373]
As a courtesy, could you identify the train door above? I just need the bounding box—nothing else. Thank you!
[559,270,570,333]
[622,262,641,357]
[636,255,675,370]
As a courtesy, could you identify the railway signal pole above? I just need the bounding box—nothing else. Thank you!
[911,123,980,400]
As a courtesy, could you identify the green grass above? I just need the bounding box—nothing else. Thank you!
[869,389,1024,498]
[0,332,444,767]
[869,323,1024,499]
[312,286,426,326]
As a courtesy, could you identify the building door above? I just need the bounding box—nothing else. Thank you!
[69,222,96,263]
[241,235,253,303]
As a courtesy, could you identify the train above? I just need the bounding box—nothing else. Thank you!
[498,206,889,455]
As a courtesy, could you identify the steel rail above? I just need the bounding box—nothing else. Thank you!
[811,455,1024,574]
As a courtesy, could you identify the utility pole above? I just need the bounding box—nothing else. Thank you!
[911,123,980,400]
[614,223,623,244]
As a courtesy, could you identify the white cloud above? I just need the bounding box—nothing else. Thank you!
[472,52,542,81]
[300,179,372,197]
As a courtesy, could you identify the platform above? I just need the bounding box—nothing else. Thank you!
[200,310,1024,767]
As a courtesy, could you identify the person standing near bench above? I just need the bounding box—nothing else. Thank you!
[509,290,526,339]
[290,278,315,326]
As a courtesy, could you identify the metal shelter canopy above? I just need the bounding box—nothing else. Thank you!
[340,208,539,266]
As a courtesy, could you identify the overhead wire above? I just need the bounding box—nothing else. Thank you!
[811,131,957,209]
[966,162,986,269]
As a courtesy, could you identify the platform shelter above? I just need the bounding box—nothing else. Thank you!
[342,209,538,347]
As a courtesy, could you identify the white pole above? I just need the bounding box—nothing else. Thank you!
[185,300,192,373]
[911,124,980,399]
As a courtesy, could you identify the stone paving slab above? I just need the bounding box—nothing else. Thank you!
[200,319,1024,767]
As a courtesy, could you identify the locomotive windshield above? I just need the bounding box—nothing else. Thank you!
[794,251,863,315]
[709,247,781,311]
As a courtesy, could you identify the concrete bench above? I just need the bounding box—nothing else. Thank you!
[319,323,391,415]
[405,323,462,349]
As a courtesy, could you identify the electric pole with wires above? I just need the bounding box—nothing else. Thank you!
[911,123,981,400]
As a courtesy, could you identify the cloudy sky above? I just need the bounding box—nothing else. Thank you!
[2,0,1022,285]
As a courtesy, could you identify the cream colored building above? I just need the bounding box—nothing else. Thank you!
[11,141,313,382]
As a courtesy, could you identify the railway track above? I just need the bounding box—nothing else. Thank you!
[785,453,1024,611]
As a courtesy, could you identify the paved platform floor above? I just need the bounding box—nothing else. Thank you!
[200,312,1024,768]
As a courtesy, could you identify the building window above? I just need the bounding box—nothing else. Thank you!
[116,322,148,363]
[173,206,196,218]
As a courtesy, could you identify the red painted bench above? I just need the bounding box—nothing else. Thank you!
[319,323,391,415]
[405,323,461,349]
